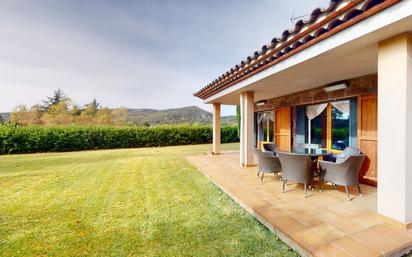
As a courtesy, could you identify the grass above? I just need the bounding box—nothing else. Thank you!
[0,143,298,257]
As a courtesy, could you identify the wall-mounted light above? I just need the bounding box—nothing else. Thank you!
[323,82,348,92]
[256,101,266,106]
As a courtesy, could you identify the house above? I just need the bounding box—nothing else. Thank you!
[193,0,412,255]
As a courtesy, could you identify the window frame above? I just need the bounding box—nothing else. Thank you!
[305,99,354,152]
[257,110,275,144]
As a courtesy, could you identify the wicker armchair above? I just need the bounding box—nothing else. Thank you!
[318,154,366,200]
[294,143,321,186]
[254,148,281,181]
[323,146,361,163]
[277,152,313,197]
[262,143,277,157]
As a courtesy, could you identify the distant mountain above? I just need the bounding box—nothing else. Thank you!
[0,113,10,122]
[127,106,236,125]
[0,106,236,125]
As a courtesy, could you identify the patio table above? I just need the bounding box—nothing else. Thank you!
[290,147,332,158]
[276,147,333,191]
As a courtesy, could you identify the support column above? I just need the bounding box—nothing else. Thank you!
[378,33,412,229]
[212,102,221,155]
[240,93,245,166]
[240,91,255,167]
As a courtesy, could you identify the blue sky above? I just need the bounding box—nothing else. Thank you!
[0,0,329,116]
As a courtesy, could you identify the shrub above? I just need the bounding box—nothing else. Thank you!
[0,124,239,154]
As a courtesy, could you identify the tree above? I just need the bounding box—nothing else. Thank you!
[42,100,73,125]
[89,99,100,111]
[111,108,128,126]
[71,104,82,117]
[10,105,30,125]
[0,114,3,124]
[42,88,68,111]
[83,99,100,116]
[96,108,113,125]
[76,111,95,125]
[27,105,43,125]
[9,104,44,125]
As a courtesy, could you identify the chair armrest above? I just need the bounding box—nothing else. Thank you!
[318,160,341,169]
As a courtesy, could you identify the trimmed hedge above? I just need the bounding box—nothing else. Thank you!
[0,124,239,154]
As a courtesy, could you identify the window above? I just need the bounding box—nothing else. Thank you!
[331,100,350,150]
[303,99,355,151]
[257,111,274,143]
[309,108,327,148]
[257,112,267,143]
[269,112,274,142]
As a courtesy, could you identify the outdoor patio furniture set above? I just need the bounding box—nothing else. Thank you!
[254,143,365,200]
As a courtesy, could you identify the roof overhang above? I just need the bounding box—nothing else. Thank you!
[201,1,412,105]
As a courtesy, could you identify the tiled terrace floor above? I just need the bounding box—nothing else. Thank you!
[186,151,412,257]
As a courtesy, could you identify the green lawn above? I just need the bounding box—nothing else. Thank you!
[0,143,297,257]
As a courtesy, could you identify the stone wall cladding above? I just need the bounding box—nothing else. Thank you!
[256,74,377,112]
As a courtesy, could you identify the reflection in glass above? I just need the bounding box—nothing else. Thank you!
[258,112,267,142]
[269,112,274,142]
[310,109,327,148]
[332,101,350,150]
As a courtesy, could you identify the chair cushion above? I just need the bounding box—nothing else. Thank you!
[333,147,361,163]
[335,147,361,159]
[263,143,276,152]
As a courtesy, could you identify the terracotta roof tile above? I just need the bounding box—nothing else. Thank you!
[194,0,400,100]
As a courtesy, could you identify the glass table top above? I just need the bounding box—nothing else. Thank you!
[282,147,332,156]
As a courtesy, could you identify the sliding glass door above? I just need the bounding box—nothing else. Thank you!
[331,102,350,150]
[257,111,274,145]
[309,107,327,148]
[302,98,356,151]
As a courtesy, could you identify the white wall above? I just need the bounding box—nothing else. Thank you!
[378,33,412,226]
[212,103,221,155]
[239,91,254,167]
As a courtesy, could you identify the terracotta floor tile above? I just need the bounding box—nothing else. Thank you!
[311,243,353,257]
[328,202,369,217]
[332,236,381,257]
[253,204,285,221]
[288,199,320,212]
[272,203,302,215]
[328,217,368,234]
[306,194,344,208]
[236,194,267,207]
[264,208,289,221]
[367,224,412,247]
[290,211,324,227]
[349,212,383,229]
[351,227,404,256]
[261,196,286,206]
[352,195,377,212]
[292,228,329,250]
[186,152,412,257]
[311,209,343,224]
[310,224,348,242]
[272,215,308,235]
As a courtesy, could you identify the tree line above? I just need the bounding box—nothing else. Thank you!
[9,89,128,126]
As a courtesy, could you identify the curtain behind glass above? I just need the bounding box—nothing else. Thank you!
[331,100,349,115]
[269,112,274,142]
[295,106,306,145]
[306,103,328,120]
[349,98,358,147]
[257,113,267,143]
[306,103,328,144]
